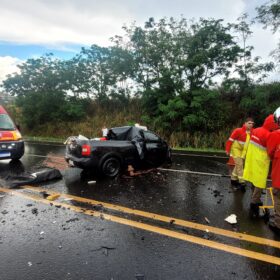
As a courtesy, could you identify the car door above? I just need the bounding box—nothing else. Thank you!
[143,130,167,166]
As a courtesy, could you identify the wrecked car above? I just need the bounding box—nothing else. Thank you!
[0,106,24,161]
[65,126,171,177]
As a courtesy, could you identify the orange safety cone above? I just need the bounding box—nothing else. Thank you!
[227,156,235,166]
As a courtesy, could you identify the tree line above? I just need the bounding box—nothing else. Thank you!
[1,1,280,147]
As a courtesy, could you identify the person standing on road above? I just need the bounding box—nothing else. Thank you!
[243,113,279,217]
[225,118,254,190]
[266,108,280,235]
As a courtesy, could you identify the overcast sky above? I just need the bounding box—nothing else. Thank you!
[0,0,279,82]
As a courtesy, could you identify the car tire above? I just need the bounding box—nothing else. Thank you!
[10,157,22,161]
[100,157,121,178]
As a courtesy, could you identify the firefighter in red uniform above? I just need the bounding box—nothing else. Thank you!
[225,118,254,190]
[266,107,280,235]
[243,114,279,217]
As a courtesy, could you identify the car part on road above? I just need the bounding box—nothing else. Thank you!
[0,168,62,188]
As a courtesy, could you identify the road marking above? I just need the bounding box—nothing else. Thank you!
[158,168,273,182]
[158,168,229,177]
[22,185,280,249]
[25,153,273,181]
[1,187,280,266]
[173,153,228,159]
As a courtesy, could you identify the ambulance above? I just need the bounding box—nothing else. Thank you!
[0,106,24,160]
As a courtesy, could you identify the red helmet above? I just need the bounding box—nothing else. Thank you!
[274,107,280,126]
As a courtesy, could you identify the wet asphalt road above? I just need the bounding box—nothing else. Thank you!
[0,142,280,280]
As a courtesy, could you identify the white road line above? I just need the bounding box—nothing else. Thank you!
[158,168,230,177]
[172,153,227,159]
[25,153,272,182]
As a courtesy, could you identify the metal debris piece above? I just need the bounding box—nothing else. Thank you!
[204,217,210,224]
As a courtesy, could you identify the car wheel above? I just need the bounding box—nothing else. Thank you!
[10,157,22,161]
[101,157,121,178]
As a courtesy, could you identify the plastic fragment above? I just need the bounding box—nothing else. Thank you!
[225,214,237,224]
[88,181,96,184]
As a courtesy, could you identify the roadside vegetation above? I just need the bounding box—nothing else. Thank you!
[1,1,280,149]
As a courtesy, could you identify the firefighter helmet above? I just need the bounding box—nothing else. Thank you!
[274,107,280,126]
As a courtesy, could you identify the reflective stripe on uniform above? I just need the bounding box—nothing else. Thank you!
[250,140,266,151]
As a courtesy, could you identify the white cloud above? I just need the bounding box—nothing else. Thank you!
[0,56,22,83]
[0,0,247,47]
[0,0,278,82]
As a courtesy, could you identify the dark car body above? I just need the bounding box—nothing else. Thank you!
[0,106,24,160]
[65,126,171,177]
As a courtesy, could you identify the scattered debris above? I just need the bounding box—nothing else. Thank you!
[1,210,8,215]
[204,217,210,224]
[46,194,60,201]
[90,246,116,256]
[225,214,237,224]
[88,180,96,185]
[27,262,32,267]
[0,195,5,198]
[203,233,210,240]
[63,198,73,202]
[31,208,38,215]
[40,231,45,235]
[169,219,175,225]
[66,218,79,223]
[93,204,103,211]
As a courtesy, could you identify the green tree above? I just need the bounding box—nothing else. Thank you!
[239,82,280,125]
[256,0,280,32]
[115,17,242,132]
[256,0,280,63]
[1,54,88,128]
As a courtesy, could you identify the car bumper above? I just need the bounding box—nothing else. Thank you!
[0,140,24,160]
[65,152,97,169]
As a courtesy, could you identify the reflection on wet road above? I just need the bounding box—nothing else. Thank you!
[0,142,280,279]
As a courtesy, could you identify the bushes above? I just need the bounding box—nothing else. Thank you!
[15,92,89,129]
[239,82,280,125]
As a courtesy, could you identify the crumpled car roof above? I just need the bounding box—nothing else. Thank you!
[107,126,145,159]
[107,126,144,141]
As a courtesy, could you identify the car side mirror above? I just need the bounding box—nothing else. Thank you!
[16,124,21,131]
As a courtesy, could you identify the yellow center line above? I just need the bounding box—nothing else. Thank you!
[1,187,280,266]
[21,185,280,249]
